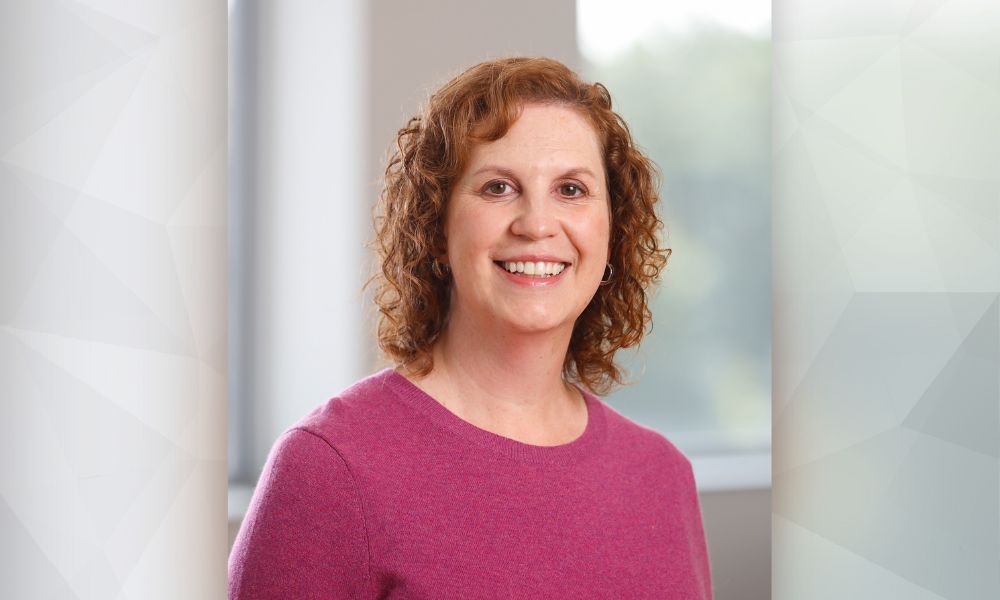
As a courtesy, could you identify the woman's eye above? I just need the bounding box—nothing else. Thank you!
[559,183,586,197]
[484,181,513,195]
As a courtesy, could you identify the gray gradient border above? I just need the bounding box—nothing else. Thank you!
[1,1,227,598]
[773,1,1000,598]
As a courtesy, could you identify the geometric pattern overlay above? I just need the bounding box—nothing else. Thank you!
[774,1,1000,598]
[0,1,226,597]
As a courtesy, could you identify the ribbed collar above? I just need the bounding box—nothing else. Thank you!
[380,367,607,465]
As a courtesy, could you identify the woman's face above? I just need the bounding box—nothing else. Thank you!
[442,103,611,337]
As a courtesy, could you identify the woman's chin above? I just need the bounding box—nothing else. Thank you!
[497,311,574,336]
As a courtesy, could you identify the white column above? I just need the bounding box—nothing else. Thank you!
[240,0,370,474]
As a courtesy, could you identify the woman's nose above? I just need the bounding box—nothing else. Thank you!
[509,192,557,240]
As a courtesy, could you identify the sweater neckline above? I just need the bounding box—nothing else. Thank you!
[380,367,607,464]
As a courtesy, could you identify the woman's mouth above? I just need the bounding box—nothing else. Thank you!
[494,260,568,278]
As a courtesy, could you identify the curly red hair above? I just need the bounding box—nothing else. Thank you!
[370,57,669,394]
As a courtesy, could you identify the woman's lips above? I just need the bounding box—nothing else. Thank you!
[494,261,568,287]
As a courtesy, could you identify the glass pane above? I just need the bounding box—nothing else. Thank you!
[578,0,771,455]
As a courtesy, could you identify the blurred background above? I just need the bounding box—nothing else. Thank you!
[227,1,770,598]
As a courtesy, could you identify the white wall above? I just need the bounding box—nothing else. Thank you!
[366,0,579,223]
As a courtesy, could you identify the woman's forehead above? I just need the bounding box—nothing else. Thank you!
[464,104,603,174]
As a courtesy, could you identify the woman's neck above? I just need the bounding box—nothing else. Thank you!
[400,309,587,446]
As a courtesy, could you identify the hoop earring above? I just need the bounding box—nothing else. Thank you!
[599,263,613,286]
[431,258,450,280]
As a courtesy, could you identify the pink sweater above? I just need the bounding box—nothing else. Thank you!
[229,369,713,599]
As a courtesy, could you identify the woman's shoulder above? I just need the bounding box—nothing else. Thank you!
[595,396,693,472]
[284,367,406,457]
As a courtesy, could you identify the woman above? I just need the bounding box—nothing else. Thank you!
[229,57,712,599]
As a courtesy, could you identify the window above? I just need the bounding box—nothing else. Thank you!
[578,1,771,475]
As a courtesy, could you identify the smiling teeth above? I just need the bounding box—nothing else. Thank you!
[502,261,566,277]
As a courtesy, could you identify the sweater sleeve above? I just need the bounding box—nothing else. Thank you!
[228,428,371,600]
[681,458,714,600]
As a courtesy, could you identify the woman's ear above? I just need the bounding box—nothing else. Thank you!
[430,228,450,278]
[432,227,449,264]
[430,253,451,280]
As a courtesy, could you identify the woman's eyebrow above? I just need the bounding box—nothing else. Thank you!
[469,165,599,180]
[469,165,517,178]
[559,167,598,180]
